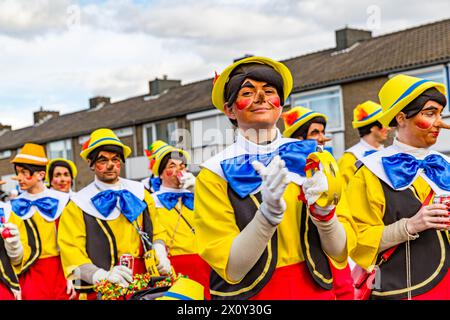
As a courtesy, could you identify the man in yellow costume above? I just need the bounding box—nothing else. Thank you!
[338,101,390,187]
[58,128,171,300]
[282,106,354,300]
[348,74,450,299]
[8,143,74,299]
[147,140,210,298]
[194,56,356,300]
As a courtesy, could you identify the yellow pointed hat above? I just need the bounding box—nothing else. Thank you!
[378,74,446,127]
[11,143,48,166]
[211,56,293,112]
[45,158,78,184]
[80,128,132,161]
[282,106,328,138]
[157,277,204,300]
[352,100,384,128]
[146,140,190,177]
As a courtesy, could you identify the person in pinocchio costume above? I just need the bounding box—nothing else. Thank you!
[46,158,78,197]
[57,128,171,300]
[147,140,210,298]
[282,106,354,300]
[7,143,74,300]
[194,56,357,299]
[338,101,390,187]
[348,74,450,299]
[0,181,22,300]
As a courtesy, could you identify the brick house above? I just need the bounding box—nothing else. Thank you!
[1,18,449,192]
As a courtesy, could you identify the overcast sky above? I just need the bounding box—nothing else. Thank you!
[0,0,449,129]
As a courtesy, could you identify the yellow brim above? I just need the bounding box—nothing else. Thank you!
[283,112,328,138]
[152,148,191,177]
[80,140,132,161]
[212,56,293,112]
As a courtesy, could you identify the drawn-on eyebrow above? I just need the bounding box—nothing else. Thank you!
[241,81,255,89]
[421,106,438,111]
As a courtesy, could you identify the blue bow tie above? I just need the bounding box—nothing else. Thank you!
[157,192,194,211]
[91,189,147,223]
[324,146,333,155]
[221,140,317,198]
[150,177,162,192]
[11,197,59,219]
[364,149,378,157]
[382,153,450,190]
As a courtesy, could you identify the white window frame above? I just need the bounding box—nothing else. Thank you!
[290,85,345,133]
[0,150,11,160]
[390,65,449,116]
[142,120,178,153]
[46,139,73,161]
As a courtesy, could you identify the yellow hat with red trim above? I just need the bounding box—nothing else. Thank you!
[11,143,48,166]
[157,277,204,300]
[146,140,190,177]
[45,158,78,184]
[282,106,328,138]
[80,128,132,161]
[211,56,293,112]
[378,74,446,127]
[352,100,384,129]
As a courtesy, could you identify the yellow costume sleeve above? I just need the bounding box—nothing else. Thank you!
[338,152,357,188]
[194,168,241,284]
[57,201,92,278]
[346,166,386,270]
[144,190,167,244]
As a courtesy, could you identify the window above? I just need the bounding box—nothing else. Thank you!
[143,120,178,151]
[47,139,73,161]
[291,86,344,131]
[0,150,11,160]
[187,109,235,171]
[394,65,449,115]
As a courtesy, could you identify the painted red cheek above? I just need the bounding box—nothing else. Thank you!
[416,120,432,130]
[166,169,175,177]
[268,96,281,108]
[115,163,121,170]
[25,176,33,180]
[235,99,252,110]
[96,163,106,171]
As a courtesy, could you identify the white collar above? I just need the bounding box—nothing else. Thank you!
[71,177,145,220]
[201,128,305,189]
[360,142,450,195]
[392,138,431,159]
[346,139,383,161]
[13,187,70,221]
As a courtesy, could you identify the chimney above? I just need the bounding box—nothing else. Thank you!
[335,27,372,51]
[89,96,111,109]
[149,76,181,96]
[33,107,60,125]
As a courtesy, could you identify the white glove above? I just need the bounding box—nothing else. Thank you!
[178,171,196,191]
[252,156,290,226]
[1,223,23,264]
[153,242,171,275]
[302,170,328,206]
[92,265,133,287]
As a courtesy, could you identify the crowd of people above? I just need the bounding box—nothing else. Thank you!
[0,56,449,300]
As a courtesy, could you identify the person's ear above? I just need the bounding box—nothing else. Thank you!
[395,112,407,128]
[223,102,237,120]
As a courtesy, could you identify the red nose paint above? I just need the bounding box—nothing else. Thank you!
[416,119,432,130]
[268,96,281,108]
[235,98,252,110]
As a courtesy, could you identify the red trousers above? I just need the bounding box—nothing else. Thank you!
[169,253,211,299]
[250,262,335,300]
[330,263,354,300]
[19,256,70,300]
[0,282,15,300]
